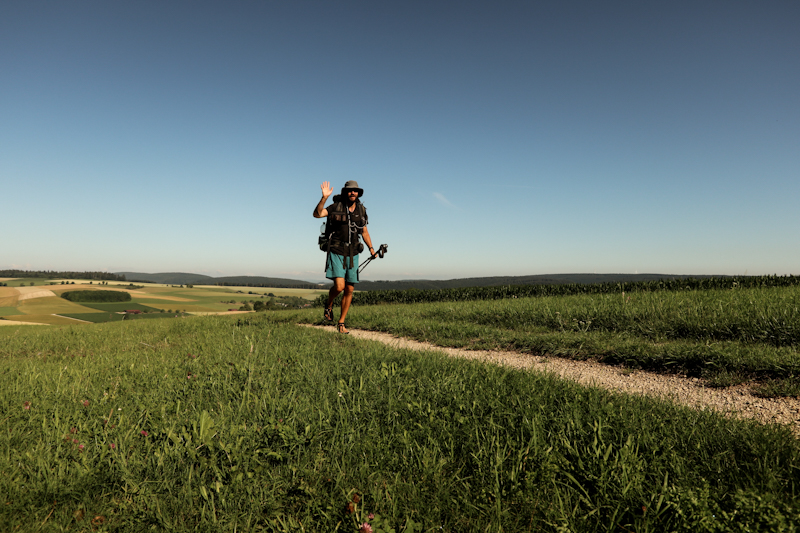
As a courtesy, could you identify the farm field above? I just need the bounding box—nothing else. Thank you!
[0,277,52,287]
[2,311,799,531]
[0,279,324,326]
[194,285,326,299]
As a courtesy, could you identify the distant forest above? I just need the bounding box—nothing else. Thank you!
[354,273,727,291]
[202,275,322,289]
[1,269,737,292]
[118,272,322,289]
[0,270,126,281]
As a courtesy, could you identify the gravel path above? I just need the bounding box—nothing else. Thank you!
[307,325,800,435]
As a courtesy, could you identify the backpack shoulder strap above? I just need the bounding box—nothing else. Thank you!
[329,195,344,211]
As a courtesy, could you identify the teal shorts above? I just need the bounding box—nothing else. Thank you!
[326,253,359,284]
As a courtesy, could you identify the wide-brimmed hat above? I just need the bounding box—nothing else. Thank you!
[341,180,364,197]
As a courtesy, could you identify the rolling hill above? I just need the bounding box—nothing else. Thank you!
[116,272,724,291]
[116,272,323,288]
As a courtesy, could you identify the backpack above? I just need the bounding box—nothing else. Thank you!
[318,196,367,254]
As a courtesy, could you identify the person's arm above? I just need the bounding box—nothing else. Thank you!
[313,181,334,218]
[361,226,376,257]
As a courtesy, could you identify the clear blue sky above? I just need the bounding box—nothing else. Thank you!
[3,1,798,282]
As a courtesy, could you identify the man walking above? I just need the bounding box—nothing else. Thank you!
[313,180,377,334]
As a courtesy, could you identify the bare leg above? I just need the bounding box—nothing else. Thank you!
[337,283,355,332]
[326,278,346,309]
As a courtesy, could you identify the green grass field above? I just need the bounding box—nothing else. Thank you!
[1,278,47,287]
[2,302,799,531]
[80,302,163,313]
[300,285,800,397]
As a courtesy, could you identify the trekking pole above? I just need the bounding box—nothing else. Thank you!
[358,244,388,275]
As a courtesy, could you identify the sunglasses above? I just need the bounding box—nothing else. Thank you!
[346,190,359,195]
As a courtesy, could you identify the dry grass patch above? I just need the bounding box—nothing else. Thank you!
[0,287,20,307]
[19,296,101,316]
[194,285,325,299]
[50,284,130,294]
[1,314,78,325]
[0,319,49,326]
[16,288,57,300]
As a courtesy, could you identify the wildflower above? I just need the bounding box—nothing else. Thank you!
[359,523,373,533]
[338,392,343,398]
[82,400,90,407]
[70,427,77,434]
[345,502,355,514]
[23,401,31,410]
[368,513,375,519]
[140,430,149,437]
[79,444,85,451]
[109,443,116,450]
[73,439,78,444]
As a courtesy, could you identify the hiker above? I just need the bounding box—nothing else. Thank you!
[313,180,377,334]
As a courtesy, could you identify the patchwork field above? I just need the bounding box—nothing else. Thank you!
[0,279,325,326]
[193,285,326,298]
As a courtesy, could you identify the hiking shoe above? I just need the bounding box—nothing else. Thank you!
[323,306,334,322]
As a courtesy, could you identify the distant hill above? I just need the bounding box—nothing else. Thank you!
[117,272,726,291]
[355,273,726,291]
[116,272,322,288]
[117,272,216,285]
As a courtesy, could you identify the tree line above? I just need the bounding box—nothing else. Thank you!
[61,290,132,303]
[0,270,126,281]
[211,281,322,289]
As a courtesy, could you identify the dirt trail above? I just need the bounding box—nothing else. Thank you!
[307,325,800,435]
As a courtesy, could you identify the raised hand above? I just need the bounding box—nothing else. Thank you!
[320,181,334,198]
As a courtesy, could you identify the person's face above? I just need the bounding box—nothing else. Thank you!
[346,190,359,202]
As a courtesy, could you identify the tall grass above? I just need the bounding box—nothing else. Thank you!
[302,286,800,393]
[1,314,799,531]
